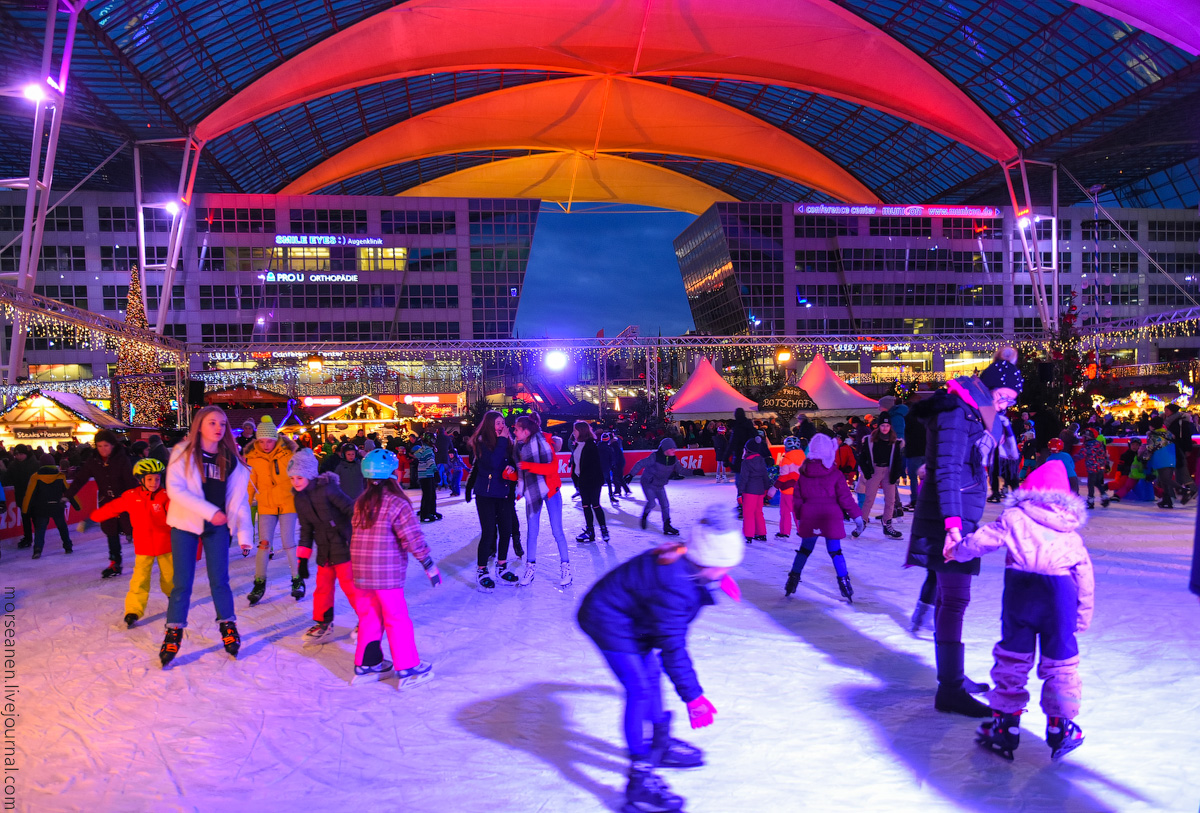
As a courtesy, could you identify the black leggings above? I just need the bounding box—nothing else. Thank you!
[919,568,937,605]
[475,496,512,567]
[583,504,607,533]
[419,478,437,518]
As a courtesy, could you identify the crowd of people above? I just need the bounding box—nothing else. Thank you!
[3,356,1200,813]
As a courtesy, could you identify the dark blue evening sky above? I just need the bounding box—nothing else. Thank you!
[514,208,698,338]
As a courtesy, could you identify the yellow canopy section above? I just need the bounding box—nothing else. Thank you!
[398,153,737,214]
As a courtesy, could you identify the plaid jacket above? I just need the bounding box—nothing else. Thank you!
[350,490,430,590]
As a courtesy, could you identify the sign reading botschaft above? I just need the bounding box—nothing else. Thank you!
[795,203,1001,218]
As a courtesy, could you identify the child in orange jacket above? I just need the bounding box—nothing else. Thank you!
[774,436,806,538]
[92,459,174,628]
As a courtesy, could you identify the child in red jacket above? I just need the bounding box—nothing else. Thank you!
[92,459,174,628]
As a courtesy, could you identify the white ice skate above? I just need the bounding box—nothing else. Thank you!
[520,562,536,586]
[351,660,394,685]
[395,661,434,690]
[560,562,573,587]
[302,622,334,646]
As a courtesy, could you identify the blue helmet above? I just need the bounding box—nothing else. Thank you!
[783,436,802,452]
[361,448,399,479]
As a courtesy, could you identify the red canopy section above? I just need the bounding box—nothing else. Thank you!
[666,357,758,420]
[797,354,880,411]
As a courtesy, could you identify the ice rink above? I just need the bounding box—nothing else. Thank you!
[13,477,1200,813]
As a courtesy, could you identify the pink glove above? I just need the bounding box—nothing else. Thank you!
[297,546,312,559]
[719,574,741,602]
[687,696,717,729]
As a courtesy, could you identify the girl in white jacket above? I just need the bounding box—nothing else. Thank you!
[161,406,253,668]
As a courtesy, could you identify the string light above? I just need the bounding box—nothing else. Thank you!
[112,266,174,427]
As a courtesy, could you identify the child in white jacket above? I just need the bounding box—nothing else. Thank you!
[944,459,1094,762]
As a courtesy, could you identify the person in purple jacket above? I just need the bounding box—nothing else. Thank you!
[577,504,743,813]
[783,433,865,603]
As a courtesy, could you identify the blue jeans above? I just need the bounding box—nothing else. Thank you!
[601,649,666,761]
[167,523,235,628]
[449,470,462,495]
[525,491,568,563]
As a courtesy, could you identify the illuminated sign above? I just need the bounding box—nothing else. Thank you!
[258,272,359,283]
[794,203,1000,219]
[302,396,343,408]
[274,234,384,247]
[404,394,462,405]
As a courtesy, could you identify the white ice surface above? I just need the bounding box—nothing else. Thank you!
[12,479,1200,813]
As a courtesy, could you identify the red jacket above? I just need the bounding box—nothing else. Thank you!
[92,486,172,557]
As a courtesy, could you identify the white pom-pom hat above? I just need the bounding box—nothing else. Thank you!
[685,505,745,568]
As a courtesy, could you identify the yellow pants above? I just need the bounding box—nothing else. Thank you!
[125,553,175,619]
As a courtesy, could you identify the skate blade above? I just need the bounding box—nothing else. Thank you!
[621,802,684,813]
[975,736,1015,761]
[351,668,395,686]
[1051,738,1084,761]
[396,671,434,690]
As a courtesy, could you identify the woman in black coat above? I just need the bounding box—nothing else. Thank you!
[66,430,137,579]
[570,422,609,542]
[905,354,1023,717]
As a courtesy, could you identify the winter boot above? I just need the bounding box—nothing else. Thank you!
[1046,716,1085,760]
[837,575,854,603]
[219,620,241,659]
[101,559,123,579]
[910,601,935,633]
[560,562,573,587]
[976,710,1022,760]
[159,626,183,668]
[784,571,801,596]
[476,566,496,592]
[291,577,306,601]
[247,578,266,605]
[123,613,139,629]
[497,560,519,585]
[881,519,903,539]
[663,523,681,536]
[933,642,992,718]
[650,712,704,768]
[640,510,650,530]
[624,762,684,813]
[396,661,434,690]
[519,561,536,586]
[303,621,334,646]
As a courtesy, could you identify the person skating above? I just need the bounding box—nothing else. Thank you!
[783,434,863,602]
[944,460,1094,760]
[712,424,730,483]
[413,434,439,521]
[1146,416,1178,508]
[1080,429,1111,509]
[906,350,1023,718]
[629,438,687,536]
[577,504,744,813]
[245,417,303,604]
[854,413,905,539]
[446,449,466,497]
[609,432,632,497]
[162,406,253,667]
[1045,439,1080,494]
[598,431,620,506]
[66,429,136,578]
[774,436,806,539]
[570,422,610,542]
[6,446,40,550]
[467,412,519,590]
[319,442,365,499]
[349,448,441,687]
[91,459,173,628]
[512,415,571,587]
[289,449,360,645]
[22,461,80,559]
[736,435,773,543]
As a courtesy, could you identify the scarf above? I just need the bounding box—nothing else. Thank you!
[515,432,554,512]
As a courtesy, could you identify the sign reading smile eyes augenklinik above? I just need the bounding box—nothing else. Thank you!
[274,234,384,246]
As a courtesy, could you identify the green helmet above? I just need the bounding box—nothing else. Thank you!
[133,458,165,478]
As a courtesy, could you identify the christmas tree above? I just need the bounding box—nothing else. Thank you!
[113,265,173,427]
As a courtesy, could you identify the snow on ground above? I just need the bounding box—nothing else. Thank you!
[12,478,1200,813]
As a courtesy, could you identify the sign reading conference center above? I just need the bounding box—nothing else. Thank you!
[794,203,1001,218]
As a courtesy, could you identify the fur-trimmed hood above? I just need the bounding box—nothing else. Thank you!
[1003,488,1088,532]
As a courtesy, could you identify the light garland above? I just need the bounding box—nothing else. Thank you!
[113,266,174,427]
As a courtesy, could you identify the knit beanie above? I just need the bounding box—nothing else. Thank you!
[658,437,678,455]
[806,433,836,468]
[877,395,896,412]
[685,505,745,568]
[287,448,319,480]
[256,415,278,441]
[979,359,1024,395]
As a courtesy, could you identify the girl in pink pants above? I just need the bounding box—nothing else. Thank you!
[349,449,442,687]
[736,436,774,542]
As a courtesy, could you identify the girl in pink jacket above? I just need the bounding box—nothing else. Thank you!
[944,459,1094,762]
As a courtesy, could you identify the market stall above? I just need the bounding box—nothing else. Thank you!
[0,389,128,448]
[309,394,405,441]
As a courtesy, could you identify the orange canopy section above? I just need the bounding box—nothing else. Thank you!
[1071,1,1200,55]
[798,354,881,411]
[400,153,736,214]
[283,77,879,202]
[197,0,1017,162]
[666,357,759,419]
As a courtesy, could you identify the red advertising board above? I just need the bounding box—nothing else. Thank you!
[0,482,96,540]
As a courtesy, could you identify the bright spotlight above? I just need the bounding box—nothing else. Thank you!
[775,347,792,364]
[165,201,180,216]
[1017,216,1031,230]
[22,83,45,103]
[544,351,568,372]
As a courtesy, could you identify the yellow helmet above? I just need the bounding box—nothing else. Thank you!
[133,458,165,478]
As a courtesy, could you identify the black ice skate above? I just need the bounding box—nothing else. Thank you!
[124,613,139,629]
[663,523,680,536]
[1046,716,1084,760]
[576,530,596,543]
[290,576,306,601]
[159,627,183,668]
[477,566,495,592]
[640,510,650,530]
[101,560,123,579]
[624,761,684,813]
[650,712,704,769]
[601,526,611,542]
[496,561,519,585]
[881,519,903,539]
[219,621,241,659]
[976,710,1021,760]
[247,578,266,605]
[837,575,854,603]
[784,572,801,596]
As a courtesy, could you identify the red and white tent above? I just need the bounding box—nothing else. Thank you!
[797,353,880,412]
[666,357,759,420]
